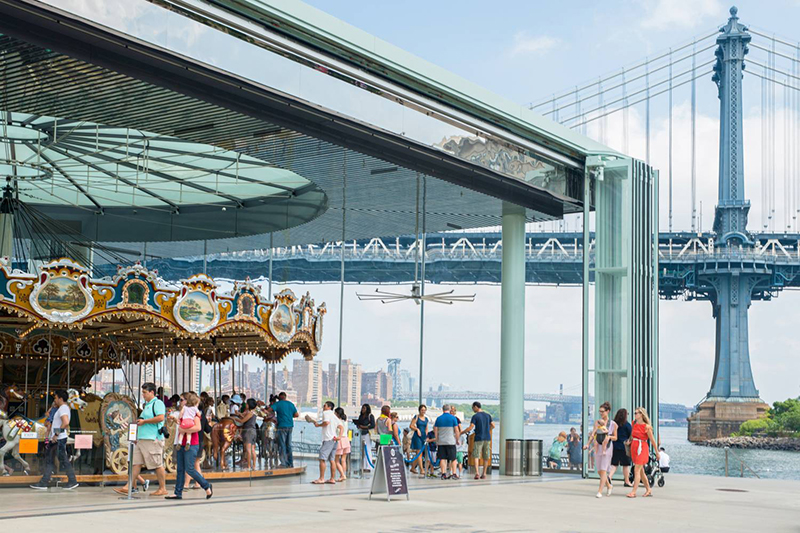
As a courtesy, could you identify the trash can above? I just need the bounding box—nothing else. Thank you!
[524,439,543,476]
[504,439,523,476]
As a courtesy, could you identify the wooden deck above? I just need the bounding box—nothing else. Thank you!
[0,465,305,486]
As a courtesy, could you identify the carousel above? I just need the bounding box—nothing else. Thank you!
[0,257,325,484]
[0,108,332,485]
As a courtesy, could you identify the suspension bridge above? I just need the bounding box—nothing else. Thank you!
[109,8,800,439]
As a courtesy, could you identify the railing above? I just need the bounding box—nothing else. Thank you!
[724,446,760,478]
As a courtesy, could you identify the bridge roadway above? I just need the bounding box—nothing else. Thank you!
[131,231,800,300]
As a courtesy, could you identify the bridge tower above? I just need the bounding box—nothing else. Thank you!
[688,7,769,441]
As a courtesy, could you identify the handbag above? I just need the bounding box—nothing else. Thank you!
[624,440,632,457]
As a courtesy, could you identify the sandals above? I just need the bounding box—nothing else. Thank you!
[311,480,325,485]
[626,492,636,498]
[644,491,653,497]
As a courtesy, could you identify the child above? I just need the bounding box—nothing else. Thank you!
[425,429,437,478]
[179,392,200,450]
[455,428,468,478]
[595,419,608,445]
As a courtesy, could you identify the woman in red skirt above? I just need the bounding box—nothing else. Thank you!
[627,407,659,498]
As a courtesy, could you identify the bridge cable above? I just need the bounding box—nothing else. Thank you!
[691,40,697,233]
[528,30,718,109]
[646,56,651,165]
[622,67,629,153]
[559,59,715,124]
[565,66,714,127]
[543,43,716,117]
[669,47,674,233]
[762,65,768,230]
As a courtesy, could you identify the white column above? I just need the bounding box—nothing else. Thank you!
[499,202,526,472]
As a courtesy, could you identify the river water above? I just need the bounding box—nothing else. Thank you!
[292,421,800,480]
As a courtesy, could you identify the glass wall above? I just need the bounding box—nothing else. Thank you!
[583,157,658,478]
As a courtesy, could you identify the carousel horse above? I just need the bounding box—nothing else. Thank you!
[0,388,87,474]
[210,417,241,470]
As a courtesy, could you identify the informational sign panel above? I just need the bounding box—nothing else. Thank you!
[369,445,409,501]
[128,423,138,443]
[19,432,38,454]
[74,434,93,450]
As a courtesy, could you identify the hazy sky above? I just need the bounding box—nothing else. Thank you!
[48,0,800,406]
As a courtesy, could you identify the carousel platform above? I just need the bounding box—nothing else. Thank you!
[0,465,305,487]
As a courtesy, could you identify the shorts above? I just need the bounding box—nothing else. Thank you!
[319,439,337,462]
[471,440,491,460]
[242,428,257,445]
[456,451,465,464]
[438,445,456,462]
[336,439,351,456]
[611,447,631,467]
[132,439,164,470]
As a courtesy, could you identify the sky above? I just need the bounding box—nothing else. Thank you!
[45,0,800,406]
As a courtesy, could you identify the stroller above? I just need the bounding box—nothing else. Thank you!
[628,448,666,488]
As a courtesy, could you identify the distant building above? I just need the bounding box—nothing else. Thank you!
[362,369,393,403]
[339,359,362,406]
[398,369,412,395]
[292,358,322,407]
[323,363,337,399]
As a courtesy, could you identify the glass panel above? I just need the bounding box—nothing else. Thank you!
[583,157,632,479]
[38,0,578,201]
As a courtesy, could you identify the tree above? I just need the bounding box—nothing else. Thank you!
[41,284,59,305]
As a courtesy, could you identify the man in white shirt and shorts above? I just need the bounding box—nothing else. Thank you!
[311,401,339,484]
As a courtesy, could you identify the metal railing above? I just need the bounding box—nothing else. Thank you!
[724,446,760,478]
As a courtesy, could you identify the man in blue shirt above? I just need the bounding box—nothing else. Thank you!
[434,404,461,479]
[272,392,298,468]
[463,401,495,479]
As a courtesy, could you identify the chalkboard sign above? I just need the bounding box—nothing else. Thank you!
[369,445,409,501]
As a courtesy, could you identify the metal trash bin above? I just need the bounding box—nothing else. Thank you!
[504,439,523,476]
[524,439,543,476]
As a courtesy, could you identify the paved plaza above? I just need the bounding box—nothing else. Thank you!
[1,469,797,532]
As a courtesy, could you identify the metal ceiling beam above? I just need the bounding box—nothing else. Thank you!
[45,144,179,210]
[27,145,105,213]
[51,139,246,207]
[59,135,297,193]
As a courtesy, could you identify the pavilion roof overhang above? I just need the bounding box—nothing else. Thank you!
[0,0,583,257]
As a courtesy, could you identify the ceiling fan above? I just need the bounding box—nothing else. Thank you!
[357,283,475,305]
[357,174,475,305]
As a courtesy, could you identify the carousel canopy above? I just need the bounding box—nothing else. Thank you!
[0,258,325,382]
[0,111,327,246]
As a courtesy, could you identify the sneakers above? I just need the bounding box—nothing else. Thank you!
[143,479,150,492]
[451,474,460,480]
[440,473,450,480]
[62,482,79,490]
[596,492,603,498]
[30,482,49,490]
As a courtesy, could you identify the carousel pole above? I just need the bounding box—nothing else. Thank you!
[336,154,347,407]
[93,345,98,394]
[137,351,142,406]
[269,234,275,396]
[46,328,52,407]
[24,348,29,415]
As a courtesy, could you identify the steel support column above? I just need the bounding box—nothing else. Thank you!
[499,202,525,473]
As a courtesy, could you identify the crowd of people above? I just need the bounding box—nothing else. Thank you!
[26,385,666,500]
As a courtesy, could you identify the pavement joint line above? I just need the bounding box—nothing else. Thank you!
[0,475,567,521]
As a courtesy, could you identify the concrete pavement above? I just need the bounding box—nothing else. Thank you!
[0,470,797,532]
